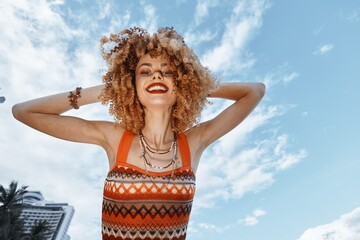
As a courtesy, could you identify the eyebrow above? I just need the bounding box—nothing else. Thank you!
[137,63,168,69]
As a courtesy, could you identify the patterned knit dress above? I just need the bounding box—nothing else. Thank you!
[102,130,196,240]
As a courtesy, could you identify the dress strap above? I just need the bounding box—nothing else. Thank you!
[116,130,134,164]
[177,133,191,167]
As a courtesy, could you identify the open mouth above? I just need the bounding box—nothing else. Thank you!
[146,83,169,94]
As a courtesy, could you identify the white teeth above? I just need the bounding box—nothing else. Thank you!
[147,85,167,91]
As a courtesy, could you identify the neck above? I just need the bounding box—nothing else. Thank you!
[142,107,173,149]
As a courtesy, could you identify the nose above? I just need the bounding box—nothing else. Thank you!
[152,70,163,80]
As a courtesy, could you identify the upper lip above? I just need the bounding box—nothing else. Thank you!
[146,82,169,92]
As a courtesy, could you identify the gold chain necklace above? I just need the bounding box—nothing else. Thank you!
[138,132,178,187]
[139,131,177,170]
[141,131,175,155]
[140,132,176,155]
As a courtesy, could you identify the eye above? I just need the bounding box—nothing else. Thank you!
[139,69,152,75]
[162,70,174,77]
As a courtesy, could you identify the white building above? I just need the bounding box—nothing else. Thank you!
[20,191,74,240]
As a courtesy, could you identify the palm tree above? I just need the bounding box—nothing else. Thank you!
[21,220,52,240]
[0,181,28,240]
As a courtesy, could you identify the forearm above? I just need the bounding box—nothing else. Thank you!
[12,84,104,118]
[208,82,265,101]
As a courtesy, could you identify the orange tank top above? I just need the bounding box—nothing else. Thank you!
[102,130,196,240]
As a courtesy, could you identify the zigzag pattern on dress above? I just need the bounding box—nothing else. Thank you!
[102,225,188,240]
[102,166,195,240]
[104,180,195,196]
[106,166,196,182]
[102,131,195,240]
[102,200,193,219]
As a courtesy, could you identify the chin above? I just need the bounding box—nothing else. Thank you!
[139,95,176,108]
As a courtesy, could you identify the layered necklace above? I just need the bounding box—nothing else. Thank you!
[139,130,178,171]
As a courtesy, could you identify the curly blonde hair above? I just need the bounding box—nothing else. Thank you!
[99,27,217,134]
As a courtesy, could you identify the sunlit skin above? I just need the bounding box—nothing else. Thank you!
[136,54,177,108]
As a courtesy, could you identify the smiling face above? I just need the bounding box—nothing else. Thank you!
[135,54,177,109]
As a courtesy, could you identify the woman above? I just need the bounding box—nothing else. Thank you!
[12,27,265,240]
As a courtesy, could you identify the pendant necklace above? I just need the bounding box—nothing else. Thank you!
[139,131,177,170]
[138,131,178,186]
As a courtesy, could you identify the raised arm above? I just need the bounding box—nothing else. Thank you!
[12,84,114,147]
[197,82,265,147]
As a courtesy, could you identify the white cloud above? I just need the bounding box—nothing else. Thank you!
[347,10,360,23]
[273,135,308,170]
[198,222,229,233]
[184,29,218,46]
[98,2,111,20]
[194,0,220,26]
[176,0,187,5]
[194,103,307,209]
[253,208,266,217]
[302,111,309,117]
[201,0,270,74]
[298,208,360,240]
[138,2,158,33]
[262,65,300,89]
[340,8,360,23]
[240,208,267,226]
[188,221,232,235]
[283,72,300,83]
[189,208,267,237]
[0,0,95,97]
[51,0,65,5]
[276,148,307,170]
[106,10,131,34]
[313,44,334,55]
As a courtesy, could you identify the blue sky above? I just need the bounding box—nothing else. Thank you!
[1,0,360,239]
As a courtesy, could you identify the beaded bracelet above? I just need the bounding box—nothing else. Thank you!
[68,87,82,109]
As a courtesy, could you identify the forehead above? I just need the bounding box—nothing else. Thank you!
[136,54,170,67]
